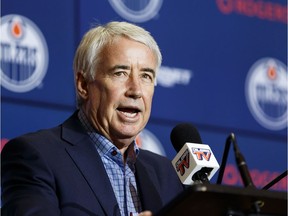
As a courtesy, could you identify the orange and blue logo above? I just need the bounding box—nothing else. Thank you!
[108,0,163,23]
[0,14,49,93]
[192,147,211,161]
[136,128,166,156]
[245,58,287,130]
[175,149,190,176]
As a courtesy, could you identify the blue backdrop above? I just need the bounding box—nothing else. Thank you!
[1,0,287,191]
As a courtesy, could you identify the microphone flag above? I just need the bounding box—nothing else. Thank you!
[172,142,220,185]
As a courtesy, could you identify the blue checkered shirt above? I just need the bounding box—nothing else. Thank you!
[78,110,142,216]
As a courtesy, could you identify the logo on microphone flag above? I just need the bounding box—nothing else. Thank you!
[172,143,220,185]
[175,149,190,176]
[192,148,211,161]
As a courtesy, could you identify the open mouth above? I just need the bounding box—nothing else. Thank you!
[117,107,140,118]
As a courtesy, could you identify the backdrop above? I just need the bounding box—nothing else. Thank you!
[1,0,287,191]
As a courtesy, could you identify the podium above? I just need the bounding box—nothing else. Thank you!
[156,184,287,216]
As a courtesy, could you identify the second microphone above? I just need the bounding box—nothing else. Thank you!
[171,123,220,185]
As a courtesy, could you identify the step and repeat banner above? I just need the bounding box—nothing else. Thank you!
[1,0,287,190]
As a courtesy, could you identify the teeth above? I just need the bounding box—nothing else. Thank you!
[120,111,137,118]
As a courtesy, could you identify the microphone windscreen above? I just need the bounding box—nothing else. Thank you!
[170,123,202,152]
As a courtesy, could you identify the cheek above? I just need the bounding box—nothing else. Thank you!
[147,86,155,99]
[100,87,122,110]
[144,88,154,109]
[86,85,103,109]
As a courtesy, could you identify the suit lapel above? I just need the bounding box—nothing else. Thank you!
[61,113,120,216]
[135,155,163,213]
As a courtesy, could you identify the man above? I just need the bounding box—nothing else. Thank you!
[1,21,183,216]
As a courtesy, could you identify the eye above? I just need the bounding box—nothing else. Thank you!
[141,72,154,83]
[114,71,127,77]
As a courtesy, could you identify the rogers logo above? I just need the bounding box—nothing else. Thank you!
[157,66,193,88]
[1,138,9,152]
[216,0,287,24]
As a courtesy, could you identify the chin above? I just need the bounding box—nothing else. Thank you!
[117,126,141,138]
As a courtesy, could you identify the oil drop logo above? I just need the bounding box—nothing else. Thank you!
[1,14,49,93]
[245,58,287,130]
[108,0,163,23]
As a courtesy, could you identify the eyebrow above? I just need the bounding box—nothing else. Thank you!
[111,65,156,77]
[111,65,130,71]
[142,67,156,78]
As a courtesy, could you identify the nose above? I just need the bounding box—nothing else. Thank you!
[125,74,143,99]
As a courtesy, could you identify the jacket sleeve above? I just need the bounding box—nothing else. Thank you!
[1,137,61,216]
[136,149,184,213]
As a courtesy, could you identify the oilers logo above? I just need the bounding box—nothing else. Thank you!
[245,58,287,130]
[0,14,48,93]
[108,0,163,23]
[136,128,166,156]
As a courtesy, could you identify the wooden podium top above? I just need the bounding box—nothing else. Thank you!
[156,183,287,216]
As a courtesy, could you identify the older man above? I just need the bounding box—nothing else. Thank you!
[2,21,183,216]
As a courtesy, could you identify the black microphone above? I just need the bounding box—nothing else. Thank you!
[231,133,255,188]
[170,123,202,152]
[170,123,219,185]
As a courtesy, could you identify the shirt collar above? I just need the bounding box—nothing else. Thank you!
[77,109,140,162]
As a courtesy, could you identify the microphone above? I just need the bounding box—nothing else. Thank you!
[170,123,219,185]
[231,133,255,188]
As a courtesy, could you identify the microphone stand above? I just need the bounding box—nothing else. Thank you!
[262,170,288,190]
[216,133,233,184]
[217,133,287,190]
[217,133,255,187]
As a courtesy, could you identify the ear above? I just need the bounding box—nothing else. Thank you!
[76,72,89,100]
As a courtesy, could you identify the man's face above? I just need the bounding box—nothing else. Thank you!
[80,37,157,146]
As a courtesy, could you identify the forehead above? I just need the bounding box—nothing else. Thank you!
[101,37,157,63]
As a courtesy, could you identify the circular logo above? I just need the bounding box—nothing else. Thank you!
[245,58,287,130]
[136,129,166,156]
[0,14,49,93]
[108,0,163,23]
